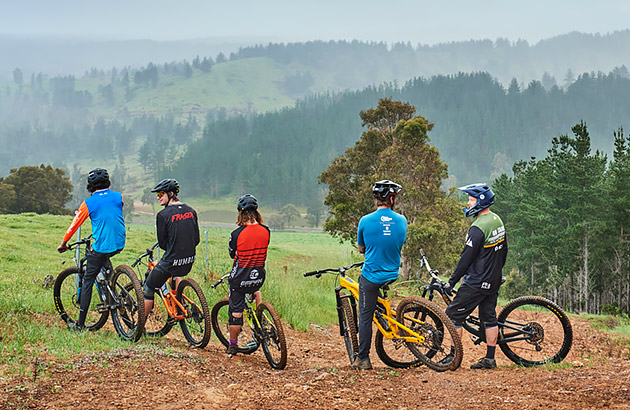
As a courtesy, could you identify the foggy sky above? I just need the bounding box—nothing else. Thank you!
[1,0,629,45]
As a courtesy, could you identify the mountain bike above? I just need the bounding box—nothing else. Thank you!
[303,262,463,372]
[53,234,146,341]
[416,249,573,366]
[130,242,211,348]
[210,274,287,370]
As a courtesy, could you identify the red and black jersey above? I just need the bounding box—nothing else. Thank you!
[228,223,270,289]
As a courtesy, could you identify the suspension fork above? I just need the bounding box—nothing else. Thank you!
[335,286,358,337]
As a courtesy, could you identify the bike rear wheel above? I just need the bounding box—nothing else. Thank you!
[176,278,211,348]
[497,296,573,366]
[339,296,358,364]
[210,298,258,354]
[394,296,463,371]
[257,302,288,370]
[110,265,145,342]
[53,266,108,331]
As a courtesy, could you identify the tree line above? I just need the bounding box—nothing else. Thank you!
[493,123,630,315]
[169,69,630,208]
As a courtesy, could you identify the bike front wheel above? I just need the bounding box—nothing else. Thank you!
[497,296,573,366]
[338,296,358,365]
[176,278,211,348]
[111,265,145,342]
[53,266,108,331]
[394,296,463,371]
[210,298,258,354]
[257,302,288,370]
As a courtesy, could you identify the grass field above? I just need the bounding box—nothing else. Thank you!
[2,213,629,379]
[0,213,358,376]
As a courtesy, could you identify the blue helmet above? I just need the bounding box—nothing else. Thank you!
[459,183,495,217]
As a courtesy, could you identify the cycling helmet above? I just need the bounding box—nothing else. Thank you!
[87,168,109,185]
[151,178,180,194]
[237,194,258,212]
[459,183,495,217]
[372,180,402,200]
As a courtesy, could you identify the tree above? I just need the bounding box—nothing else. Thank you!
[12,67,23,85]
[141,187,156,215]
[319,98,466,275]
[0,183,17,214]
[280,204,300,227]
[0,164,73,214]
[305,202,325,227]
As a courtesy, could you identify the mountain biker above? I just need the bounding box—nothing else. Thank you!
[353,180,408,370]
[143,179,200,320]
[443,183,508,369]
[226,194,270,356]
[57,168,125,331]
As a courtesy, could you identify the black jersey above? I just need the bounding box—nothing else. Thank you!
[448,211,507,295]
[156,202,200,275]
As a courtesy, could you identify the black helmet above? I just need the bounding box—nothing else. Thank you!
[372,180,402,200]
[237,194,258,212]
[151,179,180,194]
[87,168,109,185]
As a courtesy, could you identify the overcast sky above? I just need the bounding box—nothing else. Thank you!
[1,0,629,45]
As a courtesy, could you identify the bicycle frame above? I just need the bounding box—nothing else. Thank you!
[212,274,265,336]
[417,249,537,346]
[132,243,199,321]
[309,264,427,345]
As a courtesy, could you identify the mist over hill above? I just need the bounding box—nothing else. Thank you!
[2,31,630,209]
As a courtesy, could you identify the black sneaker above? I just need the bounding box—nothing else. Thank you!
[351,357,373,370]
[226,344,238,356]
[470,357,496,369]
[438,352,454,365]
[68,322,85,332]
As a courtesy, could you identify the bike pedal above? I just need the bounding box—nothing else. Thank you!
[246,340,258,349]
[97,303,108,313]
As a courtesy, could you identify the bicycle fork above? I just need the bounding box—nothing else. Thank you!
[335,287,357,336]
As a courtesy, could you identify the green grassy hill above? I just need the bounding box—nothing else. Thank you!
[0,213,358,376]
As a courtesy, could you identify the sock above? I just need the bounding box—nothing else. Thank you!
[229,339,238,346]
[486,345,496,360]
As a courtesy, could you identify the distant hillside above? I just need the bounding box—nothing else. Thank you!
[2,32,630,208]
[170,71,630,207]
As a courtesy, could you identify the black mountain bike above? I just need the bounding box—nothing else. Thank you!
[53,235,146,341]
[416,249,573,366]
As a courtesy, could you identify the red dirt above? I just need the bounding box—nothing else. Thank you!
[2,315,630,410]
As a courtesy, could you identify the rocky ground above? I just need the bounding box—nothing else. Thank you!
[2,315,630,410]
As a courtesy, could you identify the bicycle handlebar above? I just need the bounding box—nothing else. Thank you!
[212,274,230,289]
[303,261,364,278]
[67,234,93,250]
[131,242,159,268]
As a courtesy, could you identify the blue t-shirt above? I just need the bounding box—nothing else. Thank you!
[357,208,407,284]
[85,189,125,253]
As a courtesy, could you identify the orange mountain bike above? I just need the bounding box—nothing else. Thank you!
[131,243,211,348]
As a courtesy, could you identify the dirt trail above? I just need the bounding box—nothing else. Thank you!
[2,316,630,410]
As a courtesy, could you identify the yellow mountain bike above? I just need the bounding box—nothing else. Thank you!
[304,262,463,371]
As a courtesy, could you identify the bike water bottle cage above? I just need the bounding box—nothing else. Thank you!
[458,183,495,217]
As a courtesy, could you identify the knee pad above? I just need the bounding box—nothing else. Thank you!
[143,283,155,300]
[229,312,243,326]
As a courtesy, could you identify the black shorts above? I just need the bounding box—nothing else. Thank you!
[228,286,262,314]
[143,259,189,300]
[445,284,498,328]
